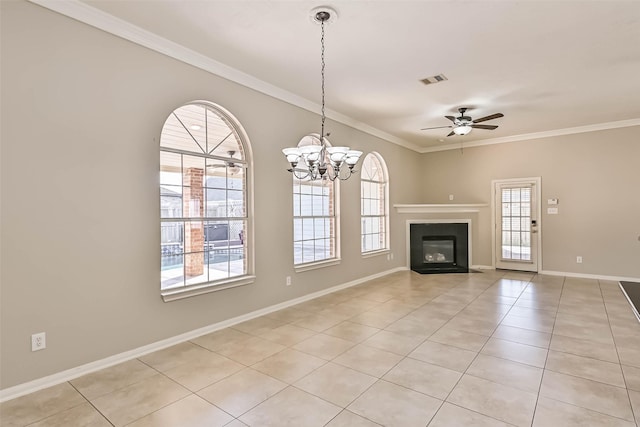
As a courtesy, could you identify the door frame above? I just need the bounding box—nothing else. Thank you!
[491,177,542,272]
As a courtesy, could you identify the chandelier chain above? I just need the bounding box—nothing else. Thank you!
[282,8,362,181]
[320,17,326,141]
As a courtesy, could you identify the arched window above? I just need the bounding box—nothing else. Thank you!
[160,101,253,301]
[361,152,389,254]
[292,134,339,267]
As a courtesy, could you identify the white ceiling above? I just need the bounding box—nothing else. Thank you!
[39,0,640,152]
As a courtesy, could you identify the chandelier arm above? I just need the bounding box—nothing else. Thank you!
[325,168,337,181]
[291,168,311,180]
[338,166,352,181]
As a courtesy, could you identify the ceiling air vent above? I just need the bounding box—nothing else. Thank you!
[420,74,448,85]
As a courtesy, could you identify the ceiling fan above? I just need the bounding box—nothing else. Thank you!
[422,107,504,137]
[206,150,242,174]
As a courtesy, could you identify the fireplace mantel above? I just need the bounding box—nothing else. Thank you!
[394,204,488,214]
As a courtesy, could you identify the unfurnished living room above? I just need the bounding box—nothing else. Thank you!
[1,1,639,426]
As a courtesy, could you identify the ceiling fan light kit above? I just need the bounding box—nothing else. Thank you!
[422,107,504,137]
[452,125,472,136]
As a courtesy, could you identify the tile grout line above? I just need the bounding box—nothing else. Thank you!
[370,273,487,426]
[599,278,639,426]
[66,381,116,427]
[8,272,637,427]
[315,272,501,426]
[533,278,637,425]
[529,274,565,427]
[423,272,526,426]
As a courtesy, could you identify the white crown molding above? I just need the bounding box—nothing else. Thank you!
[27,0,421,152]
[26,1,640,154]
[420,118,640,153]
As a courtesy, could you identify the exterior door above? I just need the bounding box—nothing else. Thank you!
[494,179,540,272]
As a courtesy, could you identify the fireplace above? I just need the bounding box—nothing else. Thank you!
[410,223,469,273]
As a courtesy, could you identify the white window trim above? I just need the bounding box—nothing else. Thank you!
[294,258,341,273]
[292,134,341,267]
[161,275,256,302]
[362,249,390,259]
[160,100,255,301]
[361,152,390,256]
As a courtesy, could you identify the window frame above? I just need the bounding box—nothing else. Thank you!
[360,152,390,257]
[292,134,341,271]
[159,100,254,302]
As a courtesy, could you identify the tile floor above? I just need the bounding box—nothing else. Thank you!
[2,270,640,426]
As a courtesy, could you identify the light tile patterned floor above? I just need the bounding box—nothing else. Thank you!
[2,270,640,426]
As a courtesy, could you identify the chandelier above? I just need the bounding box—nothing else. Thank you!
[282,7,362,181]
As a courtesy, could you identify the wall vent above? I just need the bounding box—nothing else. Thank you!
[421,74,448,85]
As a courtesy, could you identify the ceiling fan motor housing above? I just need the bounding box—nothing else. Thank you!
[453,107,470,125]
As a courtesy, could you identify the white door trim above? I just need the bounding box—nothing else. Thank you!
[491,177,542,272]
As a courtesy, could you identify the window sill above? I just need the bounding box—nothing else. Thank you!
[294,258,341,273]
[362,249,390,259]
[161,275,256,302]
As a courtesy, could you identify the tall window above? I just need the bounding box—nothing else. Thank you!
[361,152,389,254]
[293,135,338,266]
[160,102,252,299]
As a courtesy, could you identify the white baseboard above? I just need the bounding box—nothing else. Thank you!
[471,265,495,270]
[0,267,406,403]
[540,270,640,282]
[471,265,640,282]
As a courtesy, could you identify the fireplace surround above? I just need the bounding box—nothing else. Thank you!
[410,222,469,274]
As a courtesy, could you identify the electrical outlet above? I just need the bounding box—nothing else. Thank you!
[390,253,394,260]
[31,332,46,351]
[449,194,454,201]
[285,276,292,286]
[576,256,583,264]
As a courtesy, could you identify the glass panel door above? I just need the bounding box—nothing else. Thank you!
[495,180,539,272]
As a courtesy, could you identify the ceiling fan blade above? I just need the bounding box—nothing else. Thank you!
[446,131,455,137]
[471,124,498,130]
[472,113,504,123]
[445,115,456,123]
[421,125,452,130]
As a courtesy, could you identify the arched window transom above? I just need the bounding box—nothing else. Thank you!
[361,152,389,254]
[160,102,253,300]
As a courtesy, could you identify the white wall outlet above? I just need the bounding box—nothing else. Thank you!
[390,253,394,260]
[576,256,583,264]
[547,207,559,215]
[285,276,292,286]
[31,332,46,351]
[449,194,454,201]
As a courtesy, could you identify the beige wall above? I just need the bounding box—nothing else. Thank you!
[2,1,639,392]
[420,128,640,277]
[0,1,421,389]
